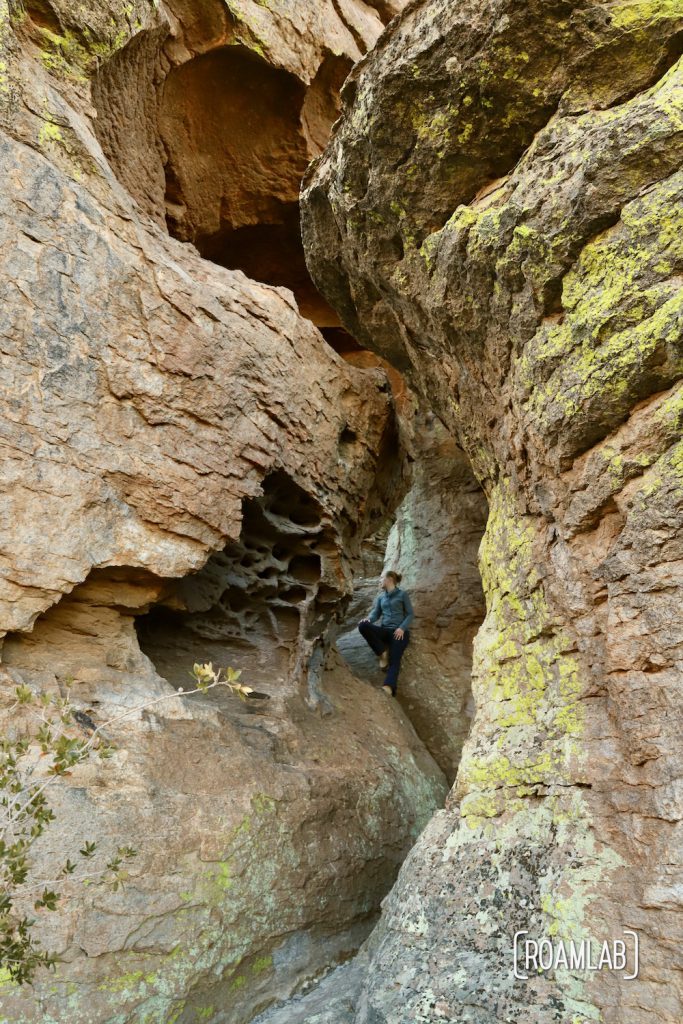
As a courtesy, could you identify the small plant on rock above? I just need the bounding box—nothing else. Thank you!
[0,662,250,985]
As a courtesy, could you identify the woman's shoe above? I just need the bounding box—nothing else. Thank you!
[381,684,394,696]
[378,649,389,669]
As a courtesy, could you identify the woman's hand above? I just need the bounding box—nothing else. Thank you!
[393,627,404,639]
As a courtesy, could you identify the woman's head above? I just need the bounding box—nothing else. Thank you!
[383,570,402,590]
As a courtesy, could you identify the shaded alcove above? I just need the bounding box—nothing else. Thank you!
[158,44,357,344]
[196,204,345,328]
[22,0,62,32]
[91,20,384,354]
[159,46,308,243]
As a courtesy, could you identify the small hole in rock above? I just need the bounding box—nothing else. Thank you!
[288,555,322,585]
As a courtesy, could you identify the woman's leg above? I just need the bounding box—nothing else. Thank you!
[358,620,389,656]
[384,630,410,694]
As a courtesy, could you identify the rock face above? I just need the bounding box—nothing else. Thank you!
[303,1,683,1021]
[0,2,449,1023]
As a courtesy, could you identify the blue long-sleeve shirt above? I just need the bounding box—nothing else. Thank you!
[368,587,414,631]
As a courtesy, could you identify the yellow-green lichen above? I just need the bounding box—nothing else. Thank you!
[410,96,452,144]
[610,0,683,29]
[97,969,158,995]
[634,436,683,500]
[251,954,273,974]
[522,162,683,441]
[465,478,586,816]
[38,118,63,146]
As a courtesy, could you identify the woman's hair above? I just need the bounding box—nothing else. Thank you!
[385,570,402,584]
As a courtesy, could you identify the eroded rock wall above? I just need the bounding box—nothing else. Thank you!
[86,0,402,327]
[0,2,448,1023]
[303,1,683,1021]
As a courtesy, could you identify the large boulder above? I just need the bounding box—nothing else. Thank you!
[302,1,683,1021]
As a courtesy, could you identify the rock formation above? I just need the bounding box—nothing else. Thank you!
[4,0,680,1020]
[0,2,452,1023]
[302,1,683,1021]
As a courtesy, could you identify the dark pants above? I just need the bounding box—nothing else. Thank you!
[357,621,410,693]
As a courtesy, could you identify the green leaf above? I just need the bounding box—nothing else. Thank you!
[34,889,59,911]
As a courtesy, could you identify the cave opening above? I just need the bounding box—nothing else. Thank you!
[156,43,360,354]
[90,17,386,360]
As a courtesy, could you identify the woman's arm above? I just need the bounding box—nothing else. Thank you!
[368,594,382,623]
[398,592,414,630]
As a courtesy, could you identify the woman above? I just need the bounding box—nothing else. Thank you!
[358,570,413,696]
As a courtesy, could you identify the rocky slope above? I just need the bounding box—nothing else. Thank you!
[302,1,683,1021]
[0,3,454,1024]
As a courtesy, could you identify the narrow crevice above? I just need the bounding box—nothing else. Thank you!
[368,1,401,27]
[336,413,488,784]
[330,0,368,56]
[23,0,61,32]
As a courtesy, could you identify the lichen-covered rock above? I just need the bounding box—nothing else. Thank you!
[0,2,446,1023]
[302,1,683,1020]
